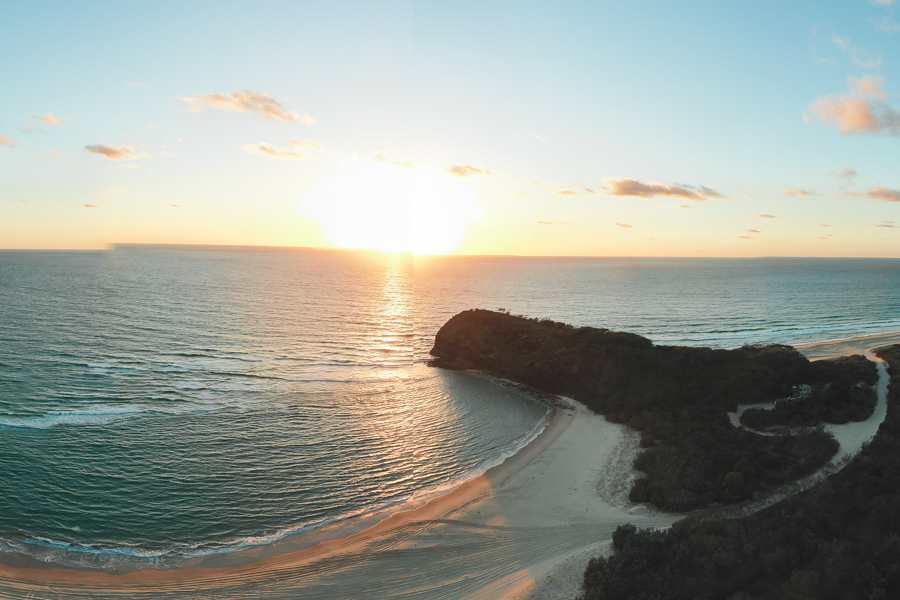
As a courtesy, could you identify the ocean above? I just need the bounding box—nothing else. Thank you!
[1,247,899,569]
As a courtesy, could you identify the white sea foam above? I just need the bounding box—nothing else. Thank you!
[0,406,147,429]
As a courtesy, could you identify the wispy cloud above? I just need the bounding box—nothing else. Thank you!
[810,75,900,135]
[127,82,146,88]
[168,204,181,208]
[737,235,752,239]
[445,165,492,178]
[604,177,722,201]
[288,139,325,153]
[156,150,177,157]
[820,223,833,227]
[845,191,863,198]
[825,166,857,181]
[1,135,22,147]
[872,16,900,33]
[867,187,900,202]
[615,222,633,228]
[873,222,896,228]
[83,203,100,208]
[831,34,882,68]
[677,204,692,209]
[747,228,762,233]
[780,187,815,196]
[42,150,63,160]
[872,0,895,6]
[529,181,593,197]
[27,113,64,127]
[755,213,776,218]
[243,142,308,159]
[178,90,315,123]
[535,135,547,142]
[371,155,415,169]
[85,143,148,161]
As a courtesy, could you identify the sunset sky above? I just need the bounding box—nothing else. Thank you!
[2,0,899,256]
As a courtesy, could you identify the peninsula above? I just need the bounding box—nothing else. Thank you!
[430,309,876,511]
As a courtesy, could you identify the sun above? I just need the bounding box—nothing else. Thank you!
[298,157,483,255]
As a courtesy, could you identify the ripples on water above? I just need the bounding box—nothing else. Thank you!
[1,248,899,568]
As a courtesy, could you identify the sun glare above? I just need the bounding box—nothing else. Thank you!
[298,157,483,254]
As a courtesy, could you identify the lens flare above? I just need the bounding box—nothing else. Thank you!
[299,157,483,254]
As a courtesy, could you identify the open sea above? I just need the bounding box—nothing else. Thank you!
[1,247,899,569]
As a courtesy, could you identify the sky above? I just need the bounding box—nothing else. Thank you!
[1,0,899,256]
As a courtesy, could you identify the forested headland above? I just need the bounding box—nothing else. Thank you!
[579,344,900,600]
[429,309,876,511]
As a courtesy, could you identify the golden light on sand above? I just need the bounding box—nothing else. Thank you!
[299,157,483,254]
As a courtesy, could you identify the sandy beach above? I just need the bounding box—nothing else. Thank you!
[0,332,896,600]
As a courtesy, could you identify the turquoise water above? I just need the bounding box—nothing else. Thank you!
[0,248,547,568]
[2,248,900,569]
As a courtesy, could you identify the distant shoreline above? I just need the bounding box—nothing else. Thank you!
[0,330,898,598]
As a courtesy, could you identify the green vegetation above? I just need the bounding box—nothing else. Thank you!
[741,355,878,430]
[430,310,874,511]
[579,345,900,600]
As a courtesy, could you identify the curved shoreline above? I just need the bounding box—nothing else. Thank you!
[0,373,553,573]
[0,331,897,599]
[0,404,572,591]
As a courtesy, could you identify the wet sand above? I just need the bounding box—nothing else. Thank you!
[795,330,900,359]
[1,332,897,599]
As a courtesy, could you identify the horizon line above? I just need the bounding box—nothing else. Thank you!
[0,243,899,260]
